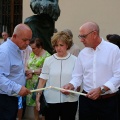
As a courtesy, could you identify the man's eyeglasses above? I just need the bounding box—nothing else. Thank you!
[78,31,95,39]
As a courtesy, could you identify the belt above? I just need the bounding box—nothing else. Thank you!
[82,90,116,100]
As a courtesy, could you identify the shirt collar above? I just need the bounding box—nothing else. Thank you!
[53,52,71,60]
[96,38,104,50]
[7,38,20,52]
[88,38,105,51]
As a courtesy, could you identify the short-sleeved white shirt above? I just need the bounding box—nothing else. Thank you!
[40,53,79,103]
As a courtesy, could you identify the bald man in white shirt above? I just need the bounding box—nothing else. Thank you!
[62,22,120,120]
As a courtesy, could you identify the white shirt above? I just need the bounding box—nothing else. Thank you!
[40,53,79,103]
[21,46,32,67]
[70,39,120,94]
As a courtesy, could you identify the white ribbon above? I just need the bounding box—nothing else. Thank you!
[12,86,86,96]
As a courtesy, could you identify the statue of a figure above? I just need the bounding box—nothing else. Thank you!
[24,0,60,54]
[30,0,60,21]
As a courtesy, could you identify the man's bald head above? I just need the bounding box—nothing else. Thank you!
[78,22,101,49]
[80,22,99,35]
[11,23,32,50]
[13,23,32,36]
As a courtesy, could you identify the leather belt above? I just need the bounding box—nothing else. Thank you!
[82,90,116,100]
[98,93,116,99]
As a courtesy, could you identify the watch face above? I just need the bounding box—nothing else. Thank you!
[102,88,106,93]
[101,87,106,94]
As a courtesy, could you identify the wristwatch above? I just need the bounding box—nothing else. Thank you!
[37,92,41,95]
[100,86,106,94]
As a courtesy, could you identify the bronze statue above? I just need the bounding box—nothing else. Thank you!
[24,0,60,54]
[30,0,60,21]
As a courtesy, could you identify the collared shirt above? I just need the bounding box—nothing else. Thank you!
[21,45,32,67]
[70,39,120,94]
[40,53,79,103]
[0,39,25,96]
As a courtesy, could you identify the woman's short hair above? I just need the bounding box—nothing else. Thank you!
[51,31,72,50]
[30,37,44,48]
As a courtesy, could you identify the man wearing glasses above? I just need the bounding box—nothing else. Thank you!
[62,22,120,120]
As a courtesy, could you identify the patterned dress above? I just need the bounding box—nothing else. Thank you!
[26,51,50,106]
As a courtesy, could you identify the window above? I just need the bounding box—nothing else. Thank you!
[0,0,23,37]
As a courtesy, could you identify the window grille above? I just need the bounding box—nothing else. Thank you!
[0,0,22,37]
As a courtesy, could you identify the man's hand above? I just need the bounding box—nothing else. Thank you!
[61,83,74,95]
[86,87,101,100]
[18,86,31,96]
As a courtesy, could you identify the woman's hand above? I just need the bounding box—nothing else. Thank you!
[26,73,33,79]
[26,69,33,75]
[26,68,42,76]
